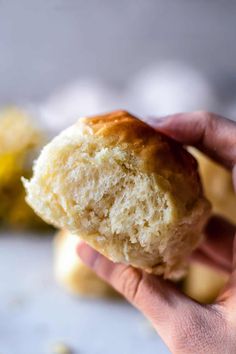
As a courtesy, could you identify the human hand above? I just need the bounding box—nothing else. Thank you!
[77,111,236,354]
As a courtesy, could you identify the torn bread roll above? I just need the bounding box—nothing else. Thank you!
[54,229,118,297]
[24,111,210,278]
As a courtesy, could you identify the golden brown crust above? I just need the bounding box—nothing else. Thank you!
[81,110,197,171]
[80,110,201,201]
[82,110,153,141]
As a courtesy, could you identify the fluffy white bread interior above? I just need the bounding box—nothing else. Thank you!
[54,229,117,297]
[24,111,211,278]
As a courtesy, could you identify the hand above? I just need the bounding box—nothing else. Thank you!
[77,111,236,354]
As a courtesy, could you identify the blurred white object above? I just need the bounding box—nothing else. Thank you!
[127,62,218,116]
[27,63,220,133]
[37,79,122,133]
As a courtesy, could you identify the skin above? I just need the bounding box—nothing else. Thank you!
[77,111,236,354]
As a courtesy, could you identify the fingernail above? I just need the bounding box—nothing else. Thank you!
[77,242,99,268]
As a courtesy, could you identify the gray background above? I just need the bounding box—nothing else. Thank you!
[0,0,236,104]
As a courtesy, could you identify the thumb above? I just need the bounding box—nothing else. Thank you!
[77,242,199,348]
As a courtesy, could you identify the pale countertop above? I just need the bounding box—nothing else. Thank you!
[0,231,170,354]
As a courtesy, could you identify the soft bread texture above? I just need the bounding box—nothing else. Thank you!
[24,111,210,278]
[54,229,117,297]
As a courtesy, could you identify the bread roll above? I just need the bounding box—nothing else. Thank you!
[190,148,236,223]
[0,107,48,229]
[184,263,228,303]
[24,111,210,278]
[183,149,234,303]
[54,229,117,297]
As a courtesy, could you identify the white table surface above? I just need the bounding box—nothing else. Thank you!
[0,232,170,354]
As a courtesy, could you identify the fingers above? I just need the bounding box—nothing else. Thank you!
[77,242,198,346]
[191,250,231,274]
[191,216,235,274]
[214,231,236,325]
[201,216,235,272]
[77,243,231,352]
[147,111,236,169]
[217,237,236,316]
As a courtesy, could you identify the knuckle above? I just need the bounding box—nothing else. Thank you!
[194,110,213,121]
[194,110,215,131]
[194,110,217,143]
[116,266,143,302]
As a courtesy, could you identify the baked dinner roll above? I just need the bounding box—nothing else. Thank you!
[183,148,234,303]
[0,107,49,229]
[190,148,236,223]
[184,263,228,304]
[54,229,117,297]
[24,111,210,278]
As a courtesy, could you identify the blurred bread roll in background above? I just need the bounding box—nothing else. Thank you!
[0,107,49,229]
[24,110,210,278]
[190,148,236,223]
[54,229,118,297]
[184,148,235,303]
[184,263,228,303]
